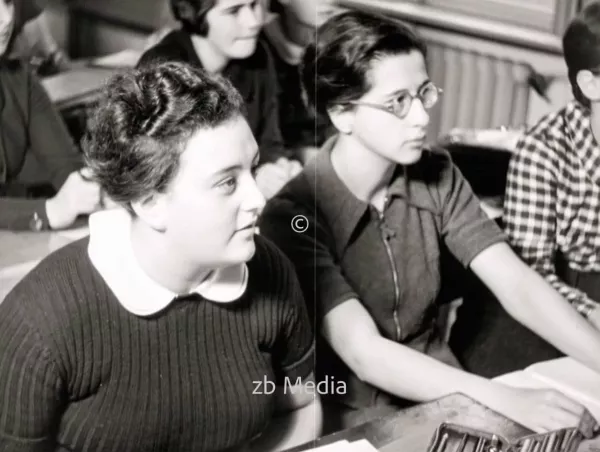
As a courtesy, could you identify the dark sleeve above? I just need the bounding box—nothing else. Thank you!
[267,240,315,385]
[259,197,359,325]
[255,45,289,163]
[136,45,171,68]
[135,32,186,68]
[27,71,81,190]
[0,289,64,451]
[434,150,506,266]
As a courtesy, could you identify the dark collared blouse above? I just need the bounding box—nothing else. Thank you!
[259,137,505,409]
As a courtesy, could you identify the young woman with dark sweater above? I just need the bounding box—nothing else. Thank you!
[0,61,321,452]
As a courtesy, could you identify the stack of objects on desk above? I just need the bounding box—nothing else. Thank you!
[304,439,377,451]
[426,411,598,452]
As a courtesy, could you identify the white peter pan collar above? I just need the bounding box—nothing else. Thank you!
[87,209,248,316]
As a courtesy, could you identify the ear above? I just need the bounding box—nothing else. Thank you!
[172,0,196,22]
[130,193,169,232]
[327,105,355,135]
[576,69,600,103]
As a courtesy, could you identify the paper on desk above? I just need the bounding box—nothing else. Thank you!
[526,358,600,420]
[302,439,378,451]
[302,440,350,451]
[347,439,378,451]
[496,358,600,420]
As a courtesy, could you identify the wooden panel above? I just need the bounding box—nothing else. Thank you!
[70,0,168,32]
[425,0,556,32]
[338,0,562,54]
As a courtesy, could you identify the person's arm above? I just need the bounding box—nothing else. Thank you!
[248,374,321,452]
[470,242,600,374]
[245,238,321,451]
[0,67,84,231]
[504,134,599,319]
[322,297,587,433]
[0,290,65,450]
[258,193,587,433]
[256,41,290,164]
[25,72,102,229]
[27,70,82,190]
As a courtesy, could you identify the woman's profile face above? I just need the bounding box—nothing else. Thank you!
[346,50,432,166]
[0,0,14,57]
[156,115,266,269]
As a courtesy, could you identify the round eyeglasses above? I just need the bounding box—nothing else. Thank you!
[345,81,442,119]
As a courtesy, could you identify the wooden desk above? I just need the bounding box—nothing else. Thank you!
[287,393,531,452]
[0,226,88,302]
[40,66,120,111]
[288,392,600,452]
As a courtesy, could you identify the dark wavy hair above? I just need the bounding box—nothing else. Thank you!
[301,10,426,116]
[170,0,217,36]
[563,1,600,108]
[82,61,245,214]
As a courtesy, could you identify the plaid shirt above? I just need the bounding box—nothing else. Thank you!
[504,100,600,317]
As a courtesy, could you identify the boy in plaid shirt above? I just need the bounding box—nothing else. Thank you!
[504,2,600,330]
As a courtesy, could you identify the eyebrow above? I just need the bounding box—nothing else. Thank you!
[217,0,254,9]
[382,79,431,99]
[211,150,260,178]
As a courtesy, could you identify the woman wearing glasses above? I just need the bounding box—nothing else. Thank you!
[259,11,600,433]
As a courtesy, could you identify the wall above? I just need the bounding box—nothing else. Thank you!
[338,0,574,136]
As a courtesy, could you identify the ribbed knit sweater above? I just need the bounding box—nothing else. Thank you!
[0,235,314,452]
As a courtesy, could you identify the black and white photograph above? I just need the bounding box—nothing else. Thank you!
[0,0,599,451]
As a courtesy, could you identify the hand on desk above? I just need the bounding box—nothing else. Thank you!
[491,384,594,433]
[45,169,104,229]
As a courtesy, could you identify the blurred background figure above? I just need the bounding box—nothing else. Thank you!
[12,9,72,75]
[139,0,301,199]
[262,0,342,162]
[504,1,600,331]
[0,0,103,231]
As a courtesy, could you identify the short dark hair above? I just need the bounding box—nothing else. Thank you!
[82,62,245,213]
[301,10,427,116]
[268,0,285,15]
[563,1,600,107]
[170,0,217,36]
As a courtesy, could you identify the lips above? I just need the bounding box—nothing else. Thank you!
[238,220,258,232]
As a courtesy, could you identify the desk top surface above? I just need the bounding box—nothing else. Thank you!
[290,392,600,452]
[41,67,121,110]
[0,227,88,301]
[289,393,531,452]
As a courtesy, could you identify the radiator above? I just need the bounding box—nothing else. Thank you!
[424,38,531,141]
